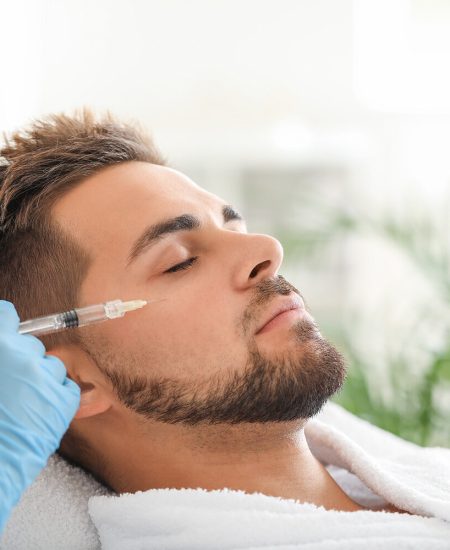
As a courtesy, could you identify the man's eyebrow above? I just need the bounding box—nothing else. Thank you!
[126,204,243,266]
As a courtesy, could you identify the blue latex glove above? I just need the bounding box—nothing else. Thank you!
[0,300,80,534]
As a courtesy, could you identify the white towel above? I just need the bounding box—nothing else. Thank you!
[89,488,450,550]
[2,401,450,549]
[0,454,111,549]
[89,403,450,549]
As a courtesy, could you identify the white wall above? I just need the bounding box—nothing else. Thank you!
[1,0,449,381]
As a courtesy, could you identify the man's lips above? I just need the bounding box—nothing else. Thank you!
[255,294,304,335]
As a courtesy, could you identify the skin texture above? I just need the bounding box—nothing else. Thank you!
[48,161,407,514]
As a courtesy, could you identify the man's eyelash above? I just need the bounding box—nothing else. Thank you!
[165,257,198,274]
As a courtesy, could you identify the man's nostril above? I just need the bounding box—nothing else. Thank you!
[249,260,271,279]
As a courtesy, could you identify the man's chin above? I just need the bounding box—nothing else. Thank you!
[241,334,346,419]
[287,313,325,345]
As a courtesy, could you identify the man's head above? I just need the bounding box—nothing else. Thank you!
[0,109,166,349]
[0,110,347,487]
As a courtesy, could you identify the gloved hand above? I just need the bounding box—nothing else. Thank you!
[0,300,80,534]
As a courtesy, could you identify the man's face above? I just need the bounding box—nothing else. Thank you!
[53,161,346,425]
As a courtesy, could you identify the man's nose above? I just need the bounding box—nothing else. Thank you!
[231,233,284,290]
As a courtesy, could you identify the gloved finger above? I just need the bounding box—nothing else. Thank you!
[63,377,81,405]
[58,378,81,425]
[40,353,69,385]
[18,333,46,357]
[0,300,20,332]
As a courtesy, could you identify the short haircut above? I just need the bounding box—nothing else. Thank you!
[0,108,166,485]
[0,108,166,350]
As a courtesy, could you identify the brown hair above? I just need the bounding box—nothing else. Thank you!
[0,109,166,486]
[0,108,166,350]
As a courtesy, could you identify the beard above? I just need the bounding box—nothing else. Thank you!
[81,276,347,425]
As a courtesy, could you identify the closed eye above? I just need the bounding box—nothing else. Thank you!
[165,257,198,274]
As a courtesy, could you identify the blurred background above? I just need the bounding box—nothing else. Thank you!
[1,0,449,445]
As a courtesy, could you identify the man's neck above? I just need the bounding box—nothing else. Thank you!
[88,410,364,512]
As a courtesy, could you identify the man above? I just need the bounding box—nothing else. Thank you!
[0,109,403,520]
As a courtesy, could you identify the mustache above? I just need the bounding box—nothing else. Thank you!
[242,275,306,334]
[252,274,301,305]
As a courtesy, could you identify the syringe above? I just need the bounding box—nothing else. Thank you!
[18,299,148,336]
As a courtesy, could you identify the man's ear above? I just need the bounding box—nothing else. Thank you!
[46,344,114,420]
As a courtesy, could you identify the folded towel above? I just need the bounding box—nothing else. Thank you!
[89,404,450,549]
[2,400,450,549]
[89,488,450,550]
[305,409,450,520]
[0,454,111,550]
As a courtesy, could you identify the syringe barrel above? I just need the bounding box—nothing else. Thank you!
[18,306,107,335]
[17,299,144,336]
[75,300,124,326]
[18,313,66,335]
[75,303,108,326]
